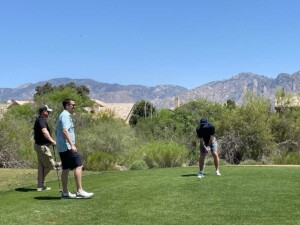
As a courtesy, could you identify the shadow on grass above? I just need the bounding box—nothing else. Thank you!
[181,174,197,177]
[34,196,62,200]
[34,196,93,200]
[15,187,37,192]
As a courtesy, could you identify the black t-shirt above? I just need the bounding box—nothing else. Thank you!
[34,116,52,145]
[196,122,215,145]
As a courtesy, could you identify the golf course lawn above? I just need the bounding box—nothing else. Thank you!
[0,166,299,225]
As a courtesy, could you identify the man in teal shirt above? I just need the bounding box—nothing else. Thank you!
[56,98,94,199]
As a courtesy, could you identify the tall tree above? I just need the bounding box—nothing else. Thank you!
[34,82,55,98]
[129,100,156,126]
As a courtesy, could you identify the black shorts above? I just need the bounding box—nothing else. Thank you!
[59,149,82,170]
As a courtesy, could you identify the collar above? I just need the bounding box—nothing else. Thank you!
[63,109,71,116]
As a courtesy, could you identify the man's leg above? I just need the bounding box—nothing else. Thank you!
[38,145,55,187]
[42,166,52,186]
[211,138,221,175]
[37,163,44,188]
[197,152,206,178]
[212,151,220,172]
[199,152,206,172]
[73,165,94,198]
[61,169,70,193]
[74,165,83,192]
[34,144,45,188]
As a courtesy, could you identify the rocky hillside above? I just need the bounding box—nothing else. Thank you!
[186,71,300,106]
[1,71,300,108]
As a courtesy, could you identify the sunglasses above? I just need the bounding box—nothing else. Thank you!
[69,104,76,108]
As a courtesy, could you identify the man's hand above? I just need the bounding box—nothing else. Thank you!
[204,146,209,153]
[71,144,77,152]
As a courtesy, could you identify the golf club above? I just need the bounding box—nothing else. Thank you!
[205,146,210,166]
[52,145,61,192]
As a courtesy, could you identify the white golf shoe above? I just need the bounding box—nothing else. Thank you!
[37,186,51,191]
[76,190,94,198]
[197,172,204,179]
[61,191,76,199]
[215,171,221,176]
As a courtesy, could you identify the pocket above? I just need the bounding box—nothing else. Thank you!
[41,145,47,153]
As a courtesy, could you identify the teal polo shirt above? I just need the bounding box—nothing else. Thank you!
[56,110,75,153]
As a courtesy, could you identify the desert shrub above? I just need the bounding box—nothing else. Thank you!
[129,160,148,170]
[85,152,116,171]
[219,93,275,164]
[94,109,116,121]
[0,114,35,168]
[8,103,36,122]
[143,141,187,168]
[219,133,244,164]
[119,144,145,169]
[76,118,139,165]
[273,152,300,165]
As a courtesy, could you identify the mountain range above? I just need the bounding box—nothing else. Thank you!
[1,71,300,108]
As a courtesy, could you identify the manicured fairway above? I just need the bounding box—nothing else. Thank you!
[0,166,299,225]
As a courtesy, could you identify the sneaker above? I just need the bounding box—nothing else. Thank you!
[197,172,204,179]
[76,190,94,198]
[216,171,221,176]
[37,186,51,191]
[61,191,76,199]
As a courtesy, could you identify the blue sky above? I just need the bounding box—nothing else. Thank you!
[0,0,299,89]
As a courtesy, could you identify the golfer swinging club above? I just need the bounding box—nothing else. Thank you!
[196,117,221,178]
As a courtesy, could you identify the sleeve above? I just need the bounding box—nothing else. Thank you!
[61,114,71,130]
[209,124,215,135]
[38,118,47,129]
[196,125,203,138]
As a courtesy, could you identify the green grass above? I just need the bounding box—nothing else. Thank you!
[0,166,300,225]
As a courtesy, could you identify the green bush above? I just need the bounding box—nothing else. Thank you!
[76,119,139,165]
[219,93,275,164]
[0,114,35,168]
[129,160,148,170]
[119,144,145,169]
[273,152,300,165]
[143,141,187,168]
[8,103,36,122]
[85,152,116,171]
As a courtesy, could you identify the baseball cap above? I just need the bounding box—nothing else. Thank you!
[39,105,53,113]
[200,117,208,125]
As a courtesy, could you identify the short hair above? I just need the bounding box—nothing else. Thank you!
[62,98,73,108]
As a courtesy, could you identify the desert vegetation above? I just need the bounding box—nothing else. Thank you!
[0,83,300,170]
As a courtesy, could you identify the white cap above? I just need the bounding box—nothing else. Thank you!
[39,105,53,113]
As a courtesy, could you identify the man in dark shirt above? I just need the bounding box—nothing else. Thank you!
[34,105,58,191]
[196,117,221,178]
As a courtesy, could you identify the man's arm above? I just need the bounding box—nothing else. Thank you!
[200,138,209,152]
[208,124,216,145]
[41,128,56,145]
[208,135,214,145]
[62,128,77,152]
